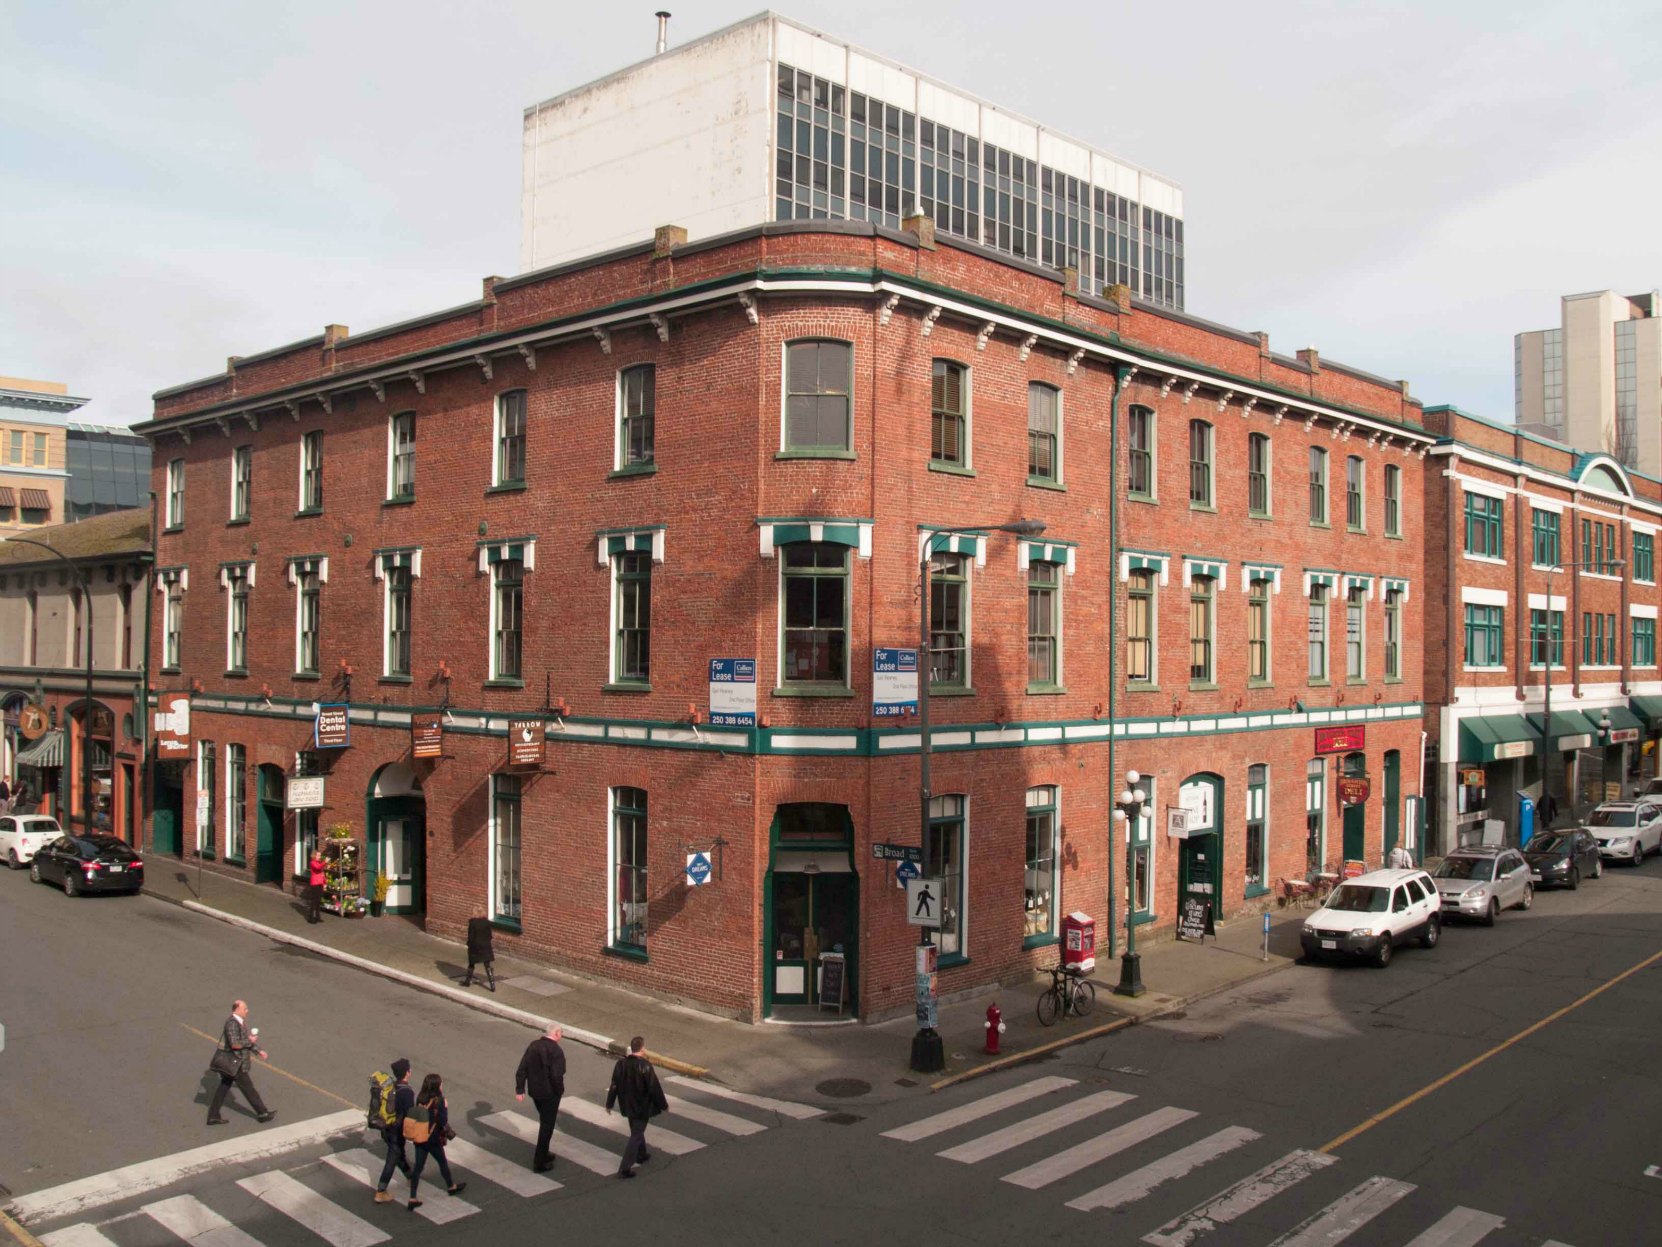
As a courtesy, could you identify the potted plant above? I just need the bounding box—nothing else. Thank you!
[370,873,390,917]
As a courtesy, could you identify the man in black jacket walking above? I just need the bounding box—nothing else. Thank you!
[605,1035,668,1179]
[206,1000,276,1125]
[514,1025,566,1173]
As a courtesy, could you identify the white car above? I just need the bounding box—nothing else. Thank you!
[1299,868,1442,968]
[1584,801,1662,865]
[0,814,63,869]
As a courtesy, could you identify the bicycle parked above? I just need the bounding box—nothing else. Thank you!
[1036,964,1095,1026]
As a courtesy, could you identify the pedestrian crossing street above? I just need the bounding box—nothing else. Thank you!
[879,1076,1578,1247]
[32,1080,825,1247]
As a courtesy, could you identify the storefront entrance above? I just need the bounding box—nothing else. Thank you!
[1382,751,1401,861]
[1341,752,1367,864]
[153,763,186,856]
[1177,773,1223,923]
[366,763,425,915]
[763,803,858,1017]
[255,765,285,884]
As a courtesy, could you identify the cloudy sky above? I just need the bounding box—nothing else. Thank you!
[5,1,1660,427]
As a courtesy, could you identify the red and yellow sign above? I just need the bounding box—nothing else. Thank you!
[1336,776,1371,806]
[1315,725,1366,755]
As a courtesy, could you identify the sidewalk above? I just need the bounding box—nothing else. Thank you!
[142,868,1303,1101]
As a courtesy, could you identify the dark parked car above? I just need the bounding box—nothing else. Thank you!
[1523,828,1602,889]
[29,835,144,896]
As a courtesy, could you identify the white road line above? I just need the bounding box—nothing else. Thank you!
[1402,1206,1506,1247]
[1066,1126,1262,1212]
[939,1088,1136,1164]
[1003,1106,1197,1191]
[665,1095,767,1136]
[8,1108,363,1223]
[557,1098,705,1154]
[237,1171,389,1247]
[442,1138,562,1198]
[666,1076,824,1120]
[1144,1150,1340,1247]
[40,1227,120,1247]
[143,1194,264,1247]
[881,1076,1079,1143]
[480,1111,622,1178]
[319,1149,477,1224]
[1268,1176,1416,1247]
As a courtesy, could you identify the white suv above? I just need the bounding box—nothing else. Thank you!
[1300,868,1441,968]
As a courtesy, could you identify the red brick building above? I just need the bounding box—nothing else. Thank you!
[137,221,1432,1020]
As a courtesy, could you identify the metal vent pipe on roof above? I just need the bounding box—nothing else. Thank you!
[655,11,671,54]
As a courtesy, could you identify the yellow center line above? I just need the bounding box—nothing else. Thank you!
[1320,946,1662,1154]
[0,1209,45,1247]
[182,1023,358,1112]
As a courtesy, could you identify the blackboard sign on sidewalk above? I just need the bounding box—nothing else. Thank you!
[819,953,847,1014]
[1178,897,1214,942]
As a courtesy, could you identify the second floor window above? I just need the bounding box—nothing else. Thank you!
[620,365,655,468]
[1530,609,1565,667]
[1188,419,1213,506]
[1384,464,1401,536]
[784,340,852,454]
[1126,569,1155,684]
[781,543,849,686]
[931,360,967,467]
[496,391,527,486]
[1634,616,1656,667]
[1028,383,1059,482]
[231,446,251,521]
[167,459,185,527]
[1532,509,1561,567]
[492,559,523,680]
[929,551,969,689]
[614,552,652,684]
[1309,447,1328,524]
[1247,433,1270,515]
[1028,560,1061,688]
[1634,532,1655,583]
[389,412,416,498]
[1127,405,1154,498]
[1346,456,1364,530]
[1248,577,1271,683]
[226,566,251,672]
[384,566,412,677]
[1464,603,1503,668]
[1308,586,1329,682]
[1189,575,1215,683]
[164,584,183,668]
[299,430,323,512]
[1346,585,1367,678]
[1384,588,1403,679]
[296,571,320,674]
[1464,493,1503,559]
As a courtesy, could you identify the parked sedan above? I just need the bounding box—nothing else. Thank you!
[29,835,144,896]
[0,814,61,868]
[1431,847,1533,924]
[1585,802,1662,865]
[1523,828,1603,888]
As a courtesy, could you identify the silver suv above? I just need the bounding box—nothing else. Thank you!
[1431,846,1533,925]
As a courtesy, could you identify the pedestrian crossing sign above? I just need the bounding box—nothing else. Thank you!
[906,876,943,927]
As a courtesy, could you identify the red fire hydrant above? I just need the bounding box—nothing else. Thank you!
[985,1002,1006,1055]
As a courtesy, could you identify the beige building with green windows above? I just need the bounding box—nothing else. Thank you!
[0,375,82,537]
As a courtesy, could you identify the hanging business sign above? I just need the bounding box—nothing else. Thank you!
[1337,777,1371,806]
[685,852,713,887]
[708,658,757,727]
[1165,807,1191,839]
[314,704,350,750]
[1609,727,1641,745]
[17,703,47,743]
[507,719,546,769]
[872,648,919,718]
[153,692,192,759]
[410,713,443,759]
[286,776,326,810]
[1178,782,1215,832]
[1314,725,1366,754]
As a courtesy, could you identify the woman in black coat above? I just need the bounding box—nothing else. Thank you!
[462,916,495,991]
[407,1073,466,1209]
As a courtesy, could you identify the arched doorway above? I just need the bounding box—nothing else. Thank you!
[1,692,26,790]
[1341,751,1368,864]
[366,763,425,915]
[254,764,286,884]
[67,699,115,835]
[762,803,858,1018]
[1177,772,1224,923]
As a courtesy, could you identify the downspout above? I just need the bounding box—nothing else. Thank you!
[1107,365,1128,959]
[142,488,157,851]
[1444,456,1459,856]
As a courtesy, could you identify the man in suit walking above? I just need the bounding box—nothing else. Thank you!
[605,1035,668,1180]
[207,999,276,1125]
[514,1025,566,1172]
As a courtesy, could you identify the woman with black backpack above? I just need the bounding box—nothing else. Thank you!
[405,1073,466,1210]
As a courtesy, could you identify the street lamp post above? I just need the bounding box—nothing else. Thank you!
[8,538,95,839]
[1112,771,1148,997]
[910,517,1046,1074]
[1538,559,1623,831]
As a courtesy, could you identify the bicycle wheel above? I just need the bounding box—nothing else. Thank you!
[1069,979,1096,1017]
[1036,986,1061,1027]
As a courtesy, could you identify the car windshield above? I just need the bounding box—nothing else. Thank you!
[1326,884,1389,913]
[1528,835,1569,854]
[1435,857,1494,880]
[1589,808,1637,827]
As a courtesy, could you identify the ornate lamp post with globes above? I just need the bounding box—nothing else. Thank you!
[1112,770,1148,997]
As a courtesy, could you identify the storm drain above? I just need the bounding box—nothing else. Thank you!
[820,1112,863,1126]
[815,1078,872,1098]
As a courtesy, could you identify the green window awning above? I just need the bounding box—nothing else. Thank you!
[1458,715,1537,764]
[600,529,663,559]
[1123,551,1168,574]
[1631,695,1662,731]
[1023,540,1076,566]
[1305,570,1338,591]
[919,529,983,558]
[1185,558,1225,583]
[1526,710,1598,752]
[15,730,64,769]
[1602,704,1647,741]
[1383,577,1410,599]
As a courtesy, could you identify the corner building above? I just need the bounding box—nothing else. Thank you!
[139,221,1431,1021]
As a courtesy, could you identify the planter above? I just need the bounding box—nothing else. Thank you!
[369,900,385,917]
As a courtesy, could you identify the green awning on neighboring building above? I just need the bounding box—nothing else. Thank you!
[1601,704,1647,741]
[14,730,63,769]
[1458,715,1538,764]
[1526,710,1598,752]
[1631,695,1662,731]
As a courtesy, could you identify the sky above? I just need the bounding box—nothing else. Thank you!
[4,0,1661,428]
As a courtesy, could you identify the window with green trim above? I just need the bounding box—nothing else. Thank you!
[926,794,965,957]
[492,774,522,923]
[198,740,216,856]
[1307,585,1328,681]
[611,787,647,951]
[1531,509,1560,567]
[1347,585,1367,677]
[1027,559,1061,687]
[619,365,655,468]
[1464,493,1503,558]
[1125,776,1155,920]
[495,390,527,485]
[1189,575,1215,684]
[929,551,968,690]
[1245,764,1267,893]
[231,445,251,521]
[1346,456,1365,530]
[1530,608,1565,667]
[782,543,849,686]
[296,570,320,675]
[492,559,524,680]
[1634,532,1654,583]
[1028,383,1059,482]
[1127,405,1154,498]
[1384,465,1401,537]
[299,430,323,511]
[614,551,652,683]
[1024,786,1059,943]
[1384,588,1403,679]
[1248,433,1270,516]
[227,565,251,673]
[1306,758,1326,874]
[1580,518,1617,575]
[931,360,967,467]
[167,457,185,527]
[1309,446,1327,524]
[1248,577,1271,684]
[1188,419,1213,505]
[389,411,415,498]
[1127,569,1155,684]
[1582,611,1617,665]
[1634,616,1656,667]
[1464,603,1503,667]
[225,743,246,863]
[784,340,852,453]
[164,582,183,670]
[385,566,412,677]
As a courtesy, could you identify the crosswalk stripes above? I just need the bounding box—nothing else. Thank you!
[1143,1150,1339,1247]
[1003,1106,1198,1190]
[938,1088,1136,1164]
[479,1110,623,1178]
[1268,1175,1416,1246]
[236,1171,390,1247]
[143,1194,264,1247]
[436,1139,561,1198]
[39,1227,118,1247]
[1066,1125,1262,1213]
[1401,1206,1506,1247]
[666,1075,825,1120]
[665,1095,768,1136]
[558,1097,706,1155]
[880,1076,1078,1142]
[319,1150,479,1224]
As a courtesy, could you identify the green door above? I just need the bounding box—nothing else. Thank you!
[255,800,282,883]
[152,774,184,856]
[1176,773,1223,923]
[1342,752,1367,863]
[1382,751,1401,861]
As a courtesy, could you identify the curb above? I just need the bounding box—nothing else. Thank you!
[142,888,709,1079]
[929,955,1297,1091]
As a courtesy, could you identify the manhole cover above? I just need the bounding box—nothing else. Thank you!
[894,1077,918,1088]
[1162,1010,1188,1021]
[821,1112,863,1125]
[815,1078,872,1099]
[1199,1033,1224,1042]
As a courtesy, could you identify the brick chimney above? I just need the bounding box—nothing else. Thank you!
[902,212,937,250]
[653,225,688,258]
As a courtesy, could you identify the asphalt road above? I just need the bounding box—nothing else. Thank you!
[6,852,1661,1246]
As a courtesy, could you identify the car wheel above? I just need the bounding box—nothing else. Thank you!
[1373,937,1394,968]
[63,871,79,897]
[1519,883,1534,911]
[1419,916,1440,949]
[1634,844,1645,866]
[30,861,43,884]
[1568,866,1580,890]
[1593,857,1603,879]
[6,849,19,870]
[1483,899,1498,927]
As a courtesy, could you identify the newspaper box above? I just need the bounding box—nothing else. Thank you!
[1061,911,1096,974]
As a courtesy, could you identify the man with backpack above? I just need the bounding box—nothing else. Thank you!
[370,1058,415,1203]
[605,1035,668,1180]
